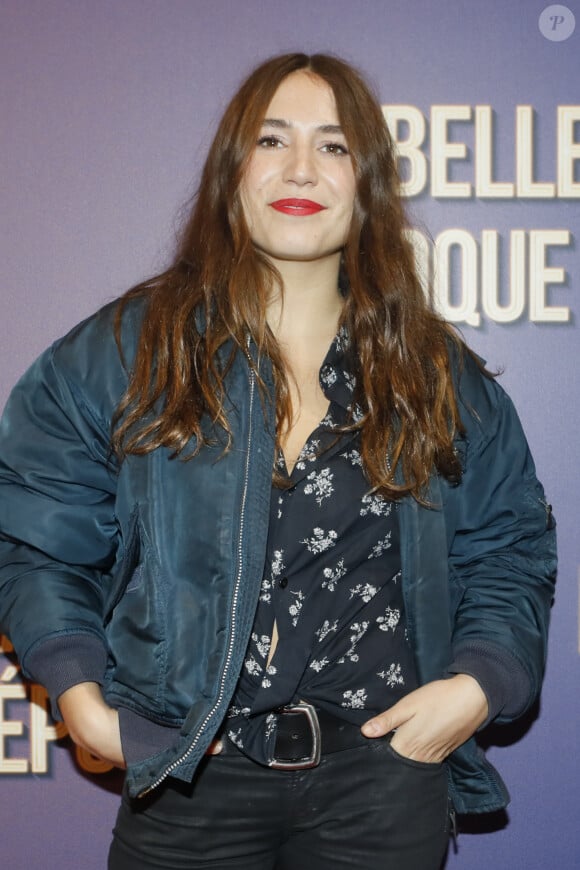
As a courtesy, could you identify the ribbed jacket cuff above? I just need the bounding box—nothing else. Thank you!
[117,707,181,765]
[25,633,108,721]
[448,642,531,726]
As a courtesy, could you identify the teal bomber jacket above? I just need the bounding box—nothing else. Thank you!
[0,299,556,810]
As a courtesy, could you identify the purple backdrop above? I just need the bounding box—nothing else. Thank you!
[1,1,579,867]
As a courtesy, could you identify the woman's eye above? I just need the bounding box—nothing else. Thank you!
[321,142,349,156]
[257,135,283,148]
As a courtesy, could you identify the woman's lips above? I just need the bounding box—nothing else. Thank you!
[269,198,327,216]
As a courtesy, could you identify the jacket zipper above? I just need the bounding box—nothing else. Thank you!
[136,368,256,797]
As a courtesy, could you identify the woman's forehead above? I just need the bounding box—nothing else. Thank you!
[262,71,340,129]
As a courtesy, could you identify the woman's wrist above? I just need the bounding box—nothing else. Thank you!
[58,681,125,767]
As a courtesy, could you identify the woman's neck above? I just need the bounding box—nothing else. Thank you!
[266,256,344,348]
[262,256,344,474]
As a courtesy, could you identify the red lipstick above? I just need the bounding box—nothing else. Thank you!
[269,198,326,216]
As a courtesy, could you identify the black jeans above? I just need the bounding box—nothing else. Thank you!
[109,738,450,870]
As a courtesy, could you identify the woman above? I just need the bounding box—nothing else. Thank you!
[0,53,556,869]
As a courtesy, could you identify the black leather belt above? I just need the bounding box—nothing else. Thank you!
[222,702,371,771]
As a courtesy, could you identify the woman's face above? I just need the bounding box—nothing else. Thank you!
[240,71,356,271]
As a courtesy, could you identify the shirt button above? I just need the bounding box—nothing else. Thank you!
[279,577,288,589]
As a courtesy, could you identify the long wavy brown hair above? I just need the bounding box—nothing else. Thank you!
[112,52,468,500]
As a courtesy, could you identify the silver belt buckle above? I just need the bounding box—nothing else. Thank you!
[269,702,322,770]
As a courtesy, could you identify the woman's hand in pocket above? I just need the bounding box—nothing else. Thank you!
[361,674,489,764]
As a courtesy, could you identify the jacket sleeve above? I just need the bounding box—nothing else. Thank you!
[445,360,556,724]
[0,327,122,706]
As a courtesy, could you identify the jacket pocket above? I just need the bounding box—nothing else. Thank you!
[103,507,141,623]
[104,520,169,715]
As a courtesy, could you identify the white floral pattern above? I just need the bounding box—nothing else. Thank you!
[289,590,305,626]
[265,713,276,739]
[368,532,392,559]
[294,438,322,471]
[252,632,271,659]
[259,576,272,604]
[309,657,330,673]
[338,620,370,664]
[227,705,250,718]
[226,327,416,767]
[349,582,379,603]
[351,404,364,423]
[261,664,277,689]
[341,447,363,467]
[227,727,244,748]
[360,493,392,518]
[315,619,339,642]
[322,558,347,591]
[301,527,338,553]
[334,325,350,353]
[319,411,339,429]
[342,688,367,709]
[304,467,334,506]
[343,371,356,392]
[320,365,338,388]
[244,655,261,676]
[377,663,405,687]
[377,607,400,632]
[271,549,285,577]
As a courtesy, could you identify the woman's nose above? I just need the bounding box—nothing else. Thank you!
[282,143,318,185]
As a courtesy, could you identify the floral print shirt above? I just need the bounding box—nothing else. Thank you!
[227,328,418,764]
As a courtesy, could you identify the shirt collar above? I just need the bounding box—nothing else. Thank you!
[318,326,357,412]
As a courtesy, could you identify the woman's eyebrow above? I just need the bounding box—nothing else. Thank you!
[261,118,345,135]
